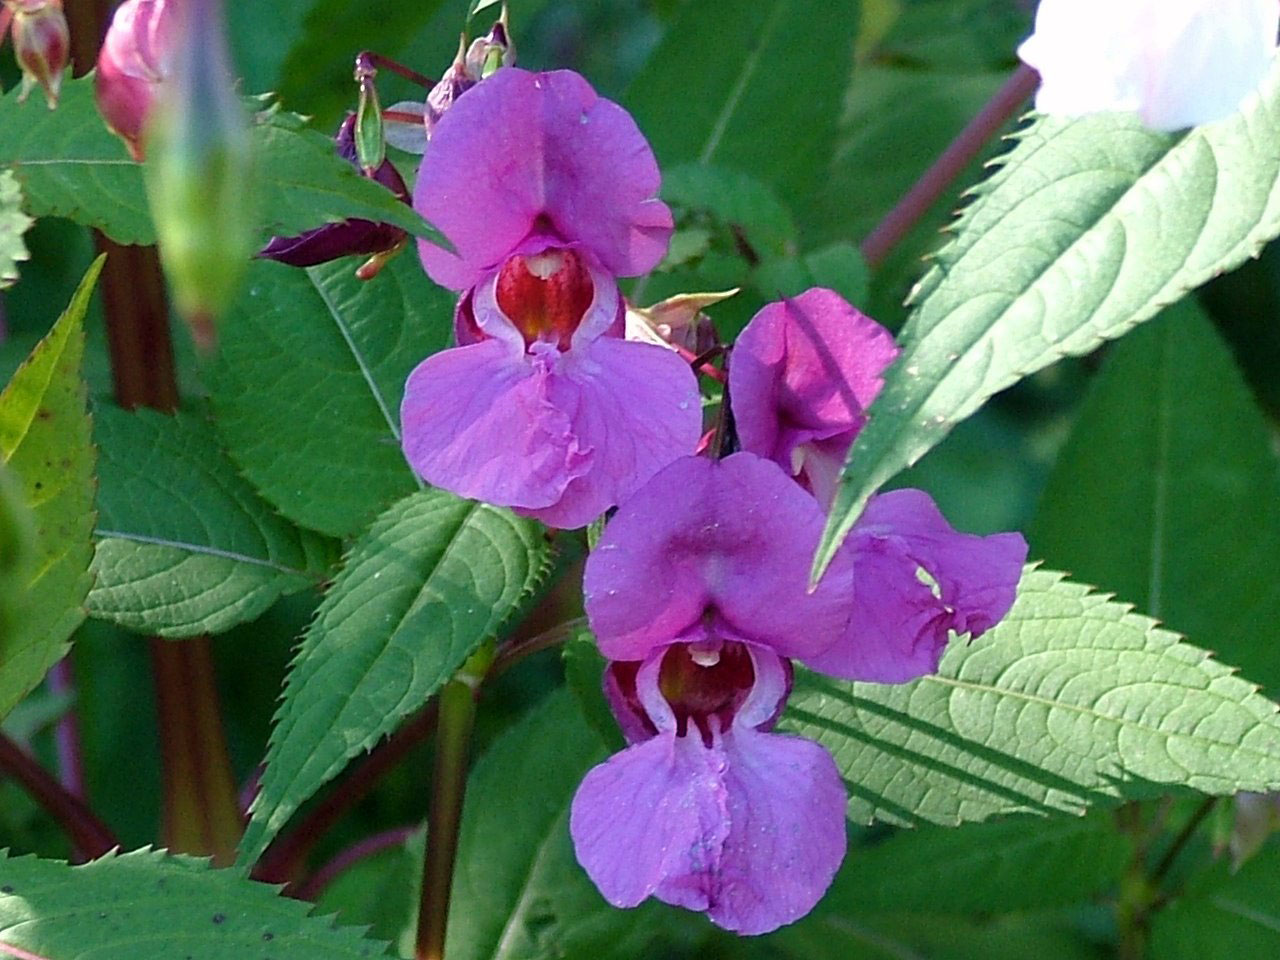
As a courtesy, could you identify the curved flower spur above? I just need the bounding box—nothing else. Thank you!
[400,67,702,529]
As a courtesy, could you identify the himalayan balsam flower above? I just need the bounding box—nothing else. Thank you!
[400,67,701,529]
[259,113,410,279]
[572,453,854,935]
[730,288,1027,682]
[7,0,70,109]
[95,0,174,160]
[1018,0,1280,131]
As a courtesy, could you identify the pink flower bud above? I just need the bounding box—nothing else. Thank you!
[94,0,174,161]
[8,0,70,109]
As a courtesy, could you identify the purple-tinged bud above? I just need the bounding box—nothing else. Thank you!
[424,11,515,135]
[259,113,410,279]
[625,289,734,355]
[353,54,385,174]
[7,0,70,109]
[144,0,254,349]
[94,0,174,161]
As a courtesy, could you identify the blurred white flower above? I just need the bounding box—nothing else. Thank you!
[1018,0,1279,131]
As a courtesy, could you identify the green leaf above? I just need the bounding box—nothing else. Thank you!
[822,812,1129,917]
[0,77,445,248]
[87,405,337,638]
[754,242,870,307]
[1029,302,1280,694]
[207,254,452,538]
[1150,843,1280,959]
[0,462,34,650]
[0,169,32,289]
[626,0,859,211]
[446,688,662,960]
[783,566,1280,828]
[563,630,625,753]
[240,489,552,865]
[0,847,391,959]
[0,258,101,722]
[661,163,798,262]
[817,59,1280,577]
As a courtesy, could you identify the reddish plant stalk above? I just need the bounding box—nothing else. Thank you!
[0,731,117,859]
[859,64,1039,269]
[0,940,53,960]
[47,658,85,797]
[292,825,418,901]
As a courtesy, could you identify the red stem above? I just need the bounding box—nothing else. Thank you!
[48,658,85,797]
[358,51,434,89]
[0,732,117,860]
[0,941,53,960]
[859,64,1039,269]
[292,825,417,901]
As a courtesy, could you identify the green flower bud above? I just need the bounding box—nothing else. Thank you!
[143,0,254,349]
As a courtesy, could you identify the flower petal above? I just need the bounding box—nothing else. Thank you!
[1018,0,1279,131]
[400,340,590,510]
[730,288,898,502]
[807,488,1027,683]
[414,68,673,290]
[584,453,854,661]
[700,727,847,934]
[570,730,729,910]
[527,337,701,528]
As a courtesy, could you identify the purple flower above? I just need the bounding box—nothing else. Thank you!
[95,0,175,161]
[571,453,853,935]
[258,113,410,279]
[400,68,700,529]
[730,288,1028,683]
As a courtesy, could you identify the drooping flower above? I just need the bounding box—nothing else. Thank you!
[1017,0,1280,131]
[259,113,410,279]
[572,453,854,934]
[400,67,700,529]
[6,0,70,109]
[95,0,174,160]
[730,288,1027,683]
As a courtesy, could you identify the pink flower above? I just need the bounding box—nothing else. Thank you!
[94,0,174,160]
[729,288,1027,683]
[400,68,700,529]
[571,453,852,934]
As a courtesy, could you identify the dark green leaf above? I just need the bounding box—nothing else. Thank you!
[207,254,452,538]
[1151,843,1280,959]
[0,848,391,959]
[240,489,552,865]
[88,405,337,637]
[1030,301,1280,694]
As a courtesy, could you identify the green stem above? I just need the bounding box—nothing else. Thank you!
[415,646,493,960]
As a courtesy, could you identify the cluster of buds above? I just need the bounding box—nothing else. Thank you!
[3,0,69,109]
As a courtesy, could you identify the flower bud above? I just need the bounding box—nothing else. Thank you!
[7,0,70,109]
[94,0,174,161]
[625,289,734,354]
[144,0,254,349]
[424,11,515,135]
[259,113,410,279]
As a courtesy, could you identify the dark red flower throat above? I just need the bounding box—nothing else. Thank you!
[495,248,594,350]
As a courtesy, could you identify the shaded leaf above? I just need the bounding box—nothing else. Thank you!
[818,59,1280,575]
[1029,302,1280,695]
[207,254,452,538]
[0,847,391,959]
[240,489,552,865]
[88,405,337,637]
[1151,843,1280,960]
[0,258,101,721]
[784,567,1280,827]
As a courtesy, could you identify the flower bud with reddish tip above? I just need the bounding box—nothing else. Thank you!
[424,14,515,135]
[259,113,410,278]
[94,0,173,161]
[8,0,70,109]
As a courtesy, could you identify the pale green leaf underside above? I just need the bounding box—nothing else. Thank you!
[0,77,443,247]
[0,258,101,722]
[208,255,452,538]
[87,405,336,638]
[240,489,551,866]
[0,168,32,289]
[818,60,1280,575]
[0,848,390,959]
[447,689,661,960]
[783,567,1280,827]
